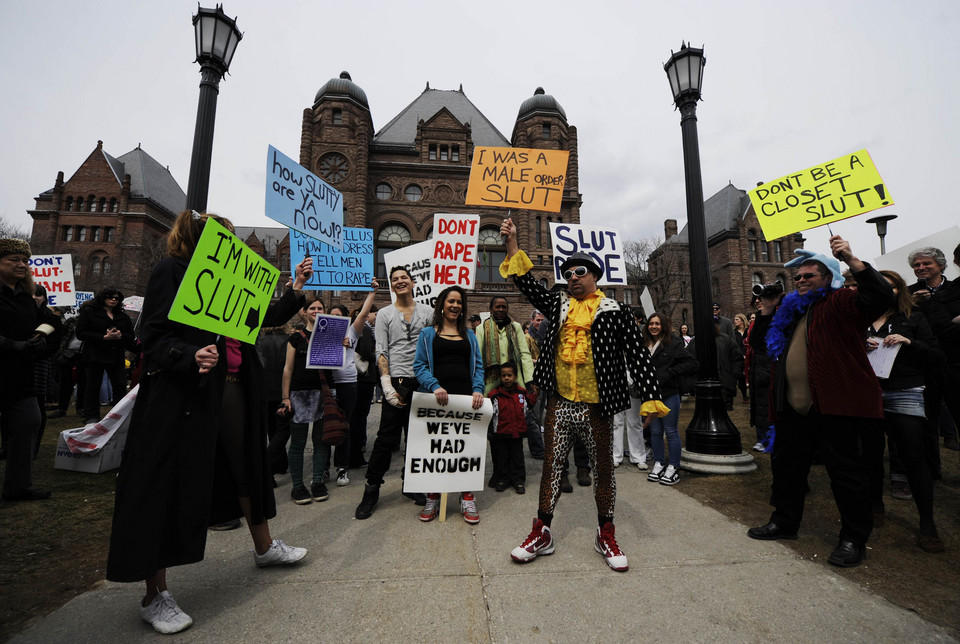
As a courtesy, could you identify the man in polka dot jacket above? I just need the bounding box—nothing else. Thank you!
[500,218,667,572]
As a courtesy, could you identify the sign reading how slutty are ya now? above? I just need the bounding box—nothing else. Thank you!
[748,149,894,240]
[168,218,280,344]
[465,146,569,213]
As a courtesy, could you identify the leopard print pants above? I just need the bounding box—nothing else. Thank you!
[539,398,615,518]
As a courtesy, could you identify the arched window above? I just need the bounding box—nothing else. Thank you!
[773,241,783,263]
[102,258,112,277]
[88,195,97,212]
[65,197,73,211]
[98,197,107,212]
[74,262,82,279]
[760,239,770,262]
[77,226,87,242]
[91,256,102,276]
[753,272,764,287]
[105,227,115,242]
[747,229,758,262]
[376,222,411,279]
[404,185,423,202]
[110,198,118,213]
[76,197,84,211]
[91,227,101,242]
[477,225,506,283]
[777,272,788,288]
[63,226,74,242]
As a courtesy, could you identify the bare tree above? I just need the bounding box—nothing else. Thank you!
[623,236,660,300]
[0,214,30,241]
[645,239,691,321]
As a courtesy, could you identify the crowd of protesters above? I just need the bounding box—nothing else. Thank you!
[2,212,959,635]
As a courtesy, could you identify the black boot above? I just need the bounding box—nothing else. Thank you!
[355,484,380,520]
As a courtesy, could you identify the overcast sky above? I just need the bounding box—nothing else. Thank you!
[2,0,958,273]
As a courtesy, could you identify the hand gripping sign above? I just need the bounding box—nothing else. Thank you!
[168,218,280,344]
[748,149,894,241]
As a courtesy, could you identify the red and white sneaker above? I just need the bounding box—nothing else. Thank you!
[420,493,440,522]
[595,523,628,571]
[460,492,480,524]
[510,518,555,563]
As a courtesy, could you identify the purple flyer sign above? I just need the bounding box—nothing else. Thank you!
[306,314,348,369]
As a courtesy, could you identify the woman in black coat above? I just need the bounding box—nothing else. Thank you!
[75,287,135,422]
[106,211,313,634]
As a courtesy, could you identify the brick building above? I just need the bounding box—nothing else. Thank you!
[647,182,805,332]
[28,141,185,298]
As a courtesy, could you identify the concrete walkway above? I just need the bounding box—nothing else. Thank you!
[14,406,957,643]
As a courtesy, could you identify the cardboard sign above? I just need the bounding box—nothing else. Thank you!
[549,223,627,286]
[465,146,569,213]
[384,241,436,307]
[122,295,145,313]
[168,218,279,344]
[290,228,374,291]
[306,314,349,369]
[403,392,492,494]
[432,213,479,289]
[265,145,343,248]
[748,149,894,241]
[29,254,74,306]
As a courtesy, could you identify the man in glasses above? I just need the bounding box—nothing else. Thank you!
[354,266,433,520]
[499,219,665,572]
[746,236,893,568]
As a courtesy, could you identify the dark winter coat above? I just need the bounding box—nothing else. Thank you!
[107,257,304,582]
[76,303,135,365]
[868,310,943,390]
[0,281,41,402]
[646,334,698,398]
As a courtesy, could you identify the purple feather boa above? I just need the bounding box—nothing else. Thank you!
[765,287,834,360]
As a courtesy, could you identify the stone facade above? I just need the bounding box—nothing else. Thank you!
[28,141,184,299]
[647,183,805,333]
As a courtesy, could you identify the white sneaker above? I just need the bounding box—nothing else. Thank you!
[140,590,193,634]
[647,462,665,482]
[659,464,680,486]
[595,523,629,572]
[636,461,648,471]
[752,442,765,452]
[253,539,308,567]
[336,468,350,487]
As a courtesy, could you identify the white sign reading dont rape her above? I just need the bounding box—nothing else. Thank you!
[403,392,492,494]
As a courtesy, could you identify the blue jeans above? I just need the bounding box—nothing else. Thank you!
[649,394,681,467]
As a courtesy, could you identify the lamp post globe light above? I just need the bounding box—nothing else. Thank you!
[185,4,243,212]
[663,43,755,473]
[865,214,897,255]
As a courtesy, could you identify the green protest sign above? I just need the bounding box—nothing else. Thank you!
[168,218,280,344]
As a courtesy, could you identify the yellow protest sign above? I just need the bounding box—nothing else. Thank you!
[168,218,280,344]
[465,146,569,213]
[748,149,893,240]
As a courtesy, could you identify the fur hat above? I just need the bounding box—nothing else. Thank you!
[559,251,603,279]
[0,238,31,259]
[784,248,844,290]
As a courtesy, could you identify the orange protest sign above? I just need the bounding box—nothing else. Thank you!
[465,146,569,213]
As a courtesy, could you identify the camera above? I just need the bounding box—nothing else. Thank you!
[752,280,784,298]
[917,278,928,290]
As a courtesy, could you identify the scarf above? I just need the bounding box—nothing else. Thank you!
[765,287,833,360]
[481,316,523,377]
[560,290,605,365]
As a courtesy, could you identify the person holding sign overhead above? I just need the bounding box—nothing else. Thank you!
[107,211,313,635]
[412,285,485,523]
[355,266,434,520]
[499,218,666,572]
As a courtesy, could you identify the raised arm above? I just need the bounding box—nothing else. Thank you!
[352,277,379,335]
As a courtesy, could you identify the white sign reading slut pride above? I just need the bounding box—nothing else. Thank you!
[549,223,627,286]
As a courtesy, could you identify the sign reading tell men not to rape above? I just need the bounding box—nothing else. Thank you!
[289,228,374,291]
[748,149,894,241]
[549,223,627,286]
[265,145,343,249]
[465,146,569,213]
[403,392,492,494]
[168,218,279,344]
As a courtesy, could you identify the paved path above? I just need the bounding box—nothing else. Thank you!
[14,405,957,643]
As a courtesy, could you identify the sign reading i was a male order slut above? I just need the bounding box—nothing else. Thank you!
[403,392,492,494]
[748,149,894,240]
[28,254,75,307]
[465,146,569,213]
[265,145,343,248]
[549,223,627,286]
[432,213,479,289]
[384,241,436,307]
[168,218,279,344]
[289,228,374,291]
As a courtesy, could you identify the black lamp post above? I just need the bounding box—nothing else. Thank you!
[664,43,747,461]
[185,4,242,212]
[865,214,897,255]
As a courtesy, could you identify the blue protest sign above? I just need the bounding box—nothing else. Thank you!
[289,228,374,291]
[265,145,343,249]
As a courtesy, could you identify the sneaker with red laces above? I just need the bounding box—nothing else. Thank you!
[595,523,629,571]
[510,518,555,563]
[460,492,480,524]
[420,493,440,522]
